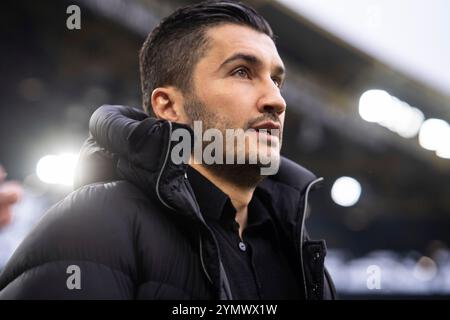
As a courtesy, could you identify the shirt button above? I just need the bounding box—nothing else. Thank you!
[238,241,247,252]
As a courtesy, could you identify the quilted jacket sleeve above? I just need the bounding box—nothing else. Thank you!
[0,183,137,299]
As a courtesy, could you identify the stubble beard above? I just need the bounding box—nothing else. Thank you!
[184,93,266,189]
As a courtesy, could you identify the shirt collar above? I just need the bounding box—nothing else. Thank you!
[186,166,273,229]
[187,165,229,221]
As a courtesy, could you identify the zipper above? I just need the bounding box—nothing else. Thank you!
[155,121,215,288]
[198,227,232,299]
[156,120,175,211]
[299,177,324,300]
[192,180,233,300]
[199,234,213,284]
[155,125,231,299]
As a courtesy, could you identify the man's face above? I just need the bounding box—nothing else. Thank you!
[183,23,286,167]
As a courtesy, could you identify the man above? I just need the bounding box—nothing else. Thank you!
[0,1,336,299]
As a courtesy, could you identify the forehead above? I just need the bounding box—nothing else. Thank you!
[202,23,284,69]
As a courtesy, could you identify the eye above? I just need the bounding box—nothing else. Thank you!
[232,67,251,79]
[272,77,282,88]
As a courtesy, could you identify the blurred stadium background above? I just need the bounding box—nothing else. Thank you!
[1,0,450,299]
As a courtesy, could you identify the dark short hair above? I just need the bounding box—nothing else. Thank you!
[139,0,274,114]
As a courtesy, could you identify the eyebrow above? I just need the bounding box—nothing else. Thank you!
[218,52,285,80]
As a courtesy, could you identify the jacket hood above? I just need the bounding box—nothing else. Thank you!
[75,105,320,226]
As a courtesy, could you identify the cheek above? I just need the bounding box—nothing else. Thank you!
[201,80,255,124]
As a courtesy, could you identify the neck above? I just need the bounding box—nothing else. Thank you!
[189,160,264,239]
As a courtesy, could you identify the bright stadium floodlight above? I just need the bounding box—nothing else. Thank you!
[418,118,449,151]
[36,153,79,186]
[359,89,425,139]
[331,176,362,207]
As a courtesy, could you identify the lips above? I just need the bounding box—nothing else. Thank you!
[250,121,281,136]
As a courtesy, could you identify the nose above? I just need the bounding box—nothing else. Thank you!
[257,79,286,115]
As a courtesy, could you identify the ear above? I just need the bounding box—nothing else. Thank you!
[150,87,187,122]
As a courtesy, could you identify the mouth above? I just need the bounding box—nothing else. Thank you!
[250,121,281,136]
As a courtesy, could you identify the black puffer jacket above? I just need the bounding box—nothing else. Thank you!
[0,105,336,299]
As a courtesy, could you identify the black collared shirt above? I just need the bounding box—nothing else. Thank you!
[187,166,302,300]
